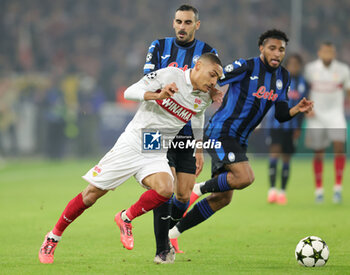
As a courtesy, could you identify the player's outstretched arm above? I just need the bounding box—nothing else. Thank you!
[289,97,314,116]
[275,97,314,122]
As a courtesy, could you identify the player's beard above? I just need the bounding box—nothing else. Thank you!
[177,30,194,44]
[264,56,280,71]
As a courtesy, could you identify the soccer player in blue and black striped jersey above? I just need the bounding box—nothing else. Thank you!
[266,54,308,205]
[169,30,314,245]
[144,4,219,261]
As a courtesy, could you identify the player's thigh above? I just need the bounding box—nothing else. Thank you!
[141,172,174,198]
[333,141,345,154]
[174,172,196,202]
[224,161,255,189]
[305,128,330,151]
[206,190,234,211]
[268,129,283,157]
[170,166,177,184]
[207,136,248,178]
[305,119,330,150]
[281,130,296,155]
[269,144,282,158]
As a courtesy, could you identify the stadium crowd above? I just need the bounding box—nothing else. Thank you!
[0,0,350,157]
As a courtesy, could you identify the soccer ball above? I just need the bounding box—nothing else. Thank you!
[295,236,329,267]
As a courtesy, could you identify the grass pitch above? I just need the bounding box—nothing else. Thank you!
[0,156,349,274]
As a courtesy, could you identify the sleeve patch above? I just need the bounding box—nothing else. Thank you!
[146,52,153,62]
[146,72,157,79]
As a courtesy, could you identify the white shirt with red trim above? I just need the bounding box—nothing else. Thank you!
[123,67,211,151]
[305,59,350,123]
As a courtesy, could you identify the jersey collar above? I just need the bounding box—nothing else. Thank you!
[185,69,193,87]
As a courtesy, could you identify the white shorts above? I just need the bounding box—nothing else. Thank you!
[305,117,347,150]
[82,133,173,190]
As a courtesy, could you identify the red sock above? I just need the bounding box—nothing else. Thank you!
[126,190,169,221]
[52,193,89,236]
[335,155,346,186]
[313,158,323,189]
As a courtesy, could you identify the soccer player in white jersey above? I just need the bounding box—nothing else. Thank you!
[304,42,350,203]
[38,53,223,264]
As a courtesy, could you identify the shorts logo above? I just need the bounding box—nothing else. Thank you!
[92,165,102,177]
[143,131,161,150]
[228,152,235,162]
[146,52,153,62]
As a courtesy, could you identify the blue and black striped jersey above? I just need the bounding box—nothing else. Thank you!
[144,37,217,136]
[205,57,291,146]
[144,37,217,74]
[265,75,308,130]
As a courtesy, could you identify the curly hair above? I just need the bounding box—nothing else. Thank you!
[258,29,289,46]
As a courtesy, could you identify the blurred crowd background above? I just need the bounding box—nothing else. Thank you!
[0,0,349,159]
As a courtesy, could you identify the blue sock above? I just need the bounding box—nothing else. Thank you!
[281,162,290,190]
[269,158,278,188]
[200,172,230,194]
[169,195,189,228]
[177,198,215,233]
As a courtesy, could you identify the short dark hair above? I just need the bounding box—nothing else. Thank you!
[286,53,303,65]
[176,4,199,21]
[258,29,289,46]
[199,52,222,67]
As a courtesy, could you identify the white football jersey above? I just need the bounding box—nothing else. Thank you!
[305,59,350,122]
[122,67,212,151]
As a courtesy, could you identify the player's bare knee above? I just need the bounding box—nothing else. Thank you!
[175,191,190,203]
[240,171,255,189]
[82,184,107,206]
[154,180,173,198]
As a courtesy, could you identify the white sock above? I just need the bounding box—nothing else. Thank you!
[48,231,61,242]
[334,185,342,192]
[193,182,204,196]
[121,211,131,222]
[315,188,324,196]
[169,226,181,239]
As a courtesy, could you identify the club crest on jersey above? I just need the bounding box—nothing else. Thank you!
[225,64,234,72]
[195,98,202,104]
[252,86,279,101]
[192,55,200,64]
[146,72,157,79]
[146,52,153,62]
[92,166,102,177]
[276,79,283,90]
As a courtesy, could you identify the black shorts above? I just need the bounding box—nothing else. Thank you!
[268,129,296,154]
[205,135,248,177]
[167,136,196,174]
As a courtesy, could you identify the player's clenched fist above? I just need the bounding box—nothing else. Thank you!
[158,82,178,99]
